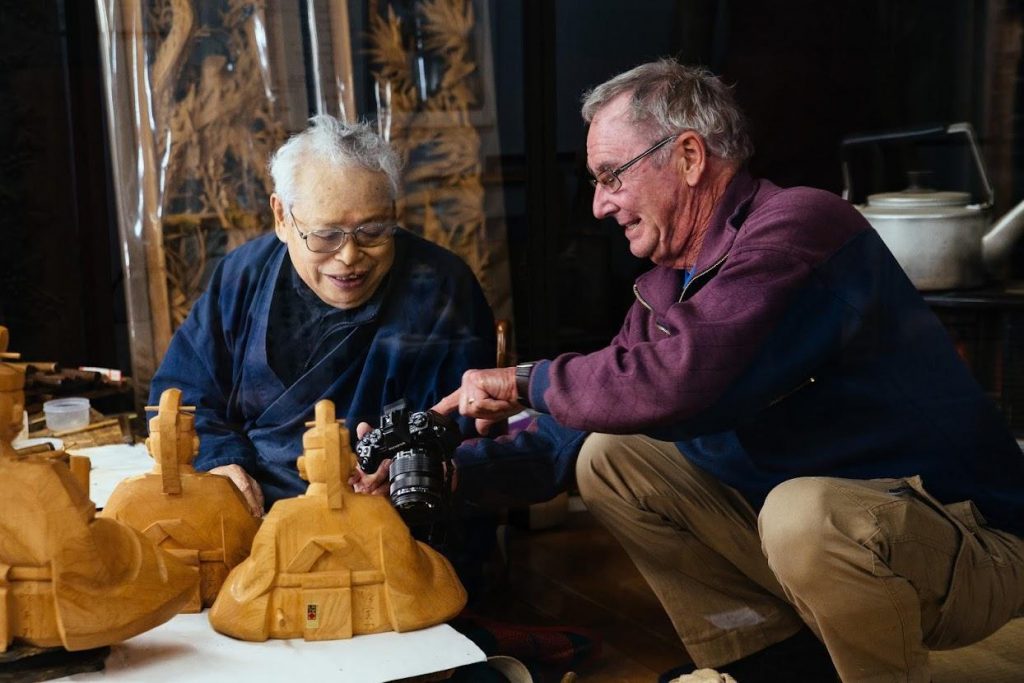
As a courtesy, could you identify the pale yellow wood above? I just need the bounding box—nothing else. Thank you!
[209,399,466,641]
[157,388,183,495]
[69,454,91,494]
[53,418,118,438]
[0,350,24,450]
[7,361,57,372]
[0,328,196,653]
[319,402,345,510]
[55,419,129,451]
[13,442,57,456]
[100,388,261,611]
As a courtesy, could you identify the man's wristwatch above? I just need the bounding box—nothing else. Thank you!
[514,362,535,408]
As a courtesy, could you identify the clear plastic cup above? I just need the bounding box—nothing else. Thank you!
[43,397,91,431]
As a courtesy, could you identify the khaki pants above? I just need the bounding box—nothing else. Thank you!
[575,433,1024,683]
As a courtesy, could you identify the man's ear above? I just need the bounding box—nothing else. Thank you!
[674,131,707,187]
[270,194,288,243]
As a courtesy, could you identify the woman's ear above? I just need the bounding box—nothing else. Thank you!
[674,131,707,187]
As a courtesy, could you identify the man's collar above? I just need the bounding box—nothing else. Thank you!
[633,168,758,310]
[688,168,758,277]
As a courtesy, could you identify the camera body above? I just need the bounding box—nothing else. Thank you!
[355,399,462,527]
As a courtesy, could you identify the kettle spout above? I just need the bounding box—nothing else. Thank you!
[982,198,1024,280]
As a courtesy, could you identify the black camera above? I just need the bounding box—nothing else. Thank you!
[355,399,462,527]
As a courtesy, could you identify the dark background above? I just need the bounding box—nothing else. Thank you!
[2,0,1022,377]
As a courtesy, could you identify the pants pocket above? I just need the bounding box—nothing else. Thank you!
[892,477,1008,650]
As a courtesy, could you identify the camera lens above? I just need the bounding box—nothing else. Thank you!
[389,448,444,526]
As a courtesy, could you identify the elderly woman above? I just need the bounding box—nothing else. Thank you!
[150,116,495,516]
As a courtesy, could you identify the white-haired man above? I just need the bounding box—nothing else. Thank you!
[151,116,495,519]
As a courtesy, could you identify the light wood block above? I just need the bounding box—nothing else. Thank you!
[100,388,260,610]
[210,400,466,641]
[0,327,197,653]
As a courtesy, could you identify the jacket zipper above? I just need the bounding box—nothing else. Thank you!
[633,253,729,335]
[632,284,671,335]
[635,254,815,408]
[678,254,728,303]
[768,376,816,407]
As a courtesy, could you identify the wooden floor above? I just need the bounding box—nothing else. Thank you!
[473,504,689,681]
[472,502,1024,682]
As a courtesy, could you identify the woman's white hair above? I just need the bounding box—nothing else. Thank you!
[581,59,753,164]
[269,115,403,207]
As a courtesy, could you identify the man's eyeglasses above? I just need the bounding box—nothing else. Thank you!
[289,209,397,253]
[588,134,678,193]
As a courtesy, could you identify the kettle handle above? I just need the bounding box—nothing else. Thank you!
[840,124,947,148]
[840,122,994,208]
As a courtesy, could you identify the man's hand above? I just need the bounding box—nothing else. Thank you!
[349,420,391,495]
[210,464,264,517]
[431,367,520,434]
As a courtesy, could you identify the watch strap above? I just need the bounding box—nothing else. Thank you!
[515,362,535,407]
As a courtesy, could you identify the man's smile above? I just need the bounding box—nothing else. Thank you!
[325,272,368,289]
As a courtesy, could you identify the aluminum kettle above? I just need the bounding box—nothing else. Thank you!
[841,122,1024,290]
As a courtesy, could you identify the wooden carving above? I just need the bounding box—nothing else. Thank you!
[0,328,196,653]
[209,400,466,641]
[100,388,261,612]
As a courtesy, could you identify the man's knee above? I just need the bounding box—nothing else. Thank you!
[575,433,627,501]
[759,477,844,587]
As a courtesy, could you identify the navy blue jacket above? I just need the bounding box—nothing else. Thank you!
[150,230,495,507]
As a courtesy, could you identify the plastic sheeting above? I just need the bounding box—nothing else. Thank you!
[96,0,512,406]
[366,0,514,331]
[95,0,355,404]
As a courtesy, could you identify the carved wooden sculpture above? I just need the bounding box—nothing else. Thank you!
[210,400,466,641]
[0,328,196,652]
[100,388,261,612]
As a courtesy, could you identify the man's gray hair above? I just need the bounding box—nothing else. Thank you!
[581,59,753,164]
[269,115,403,207]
